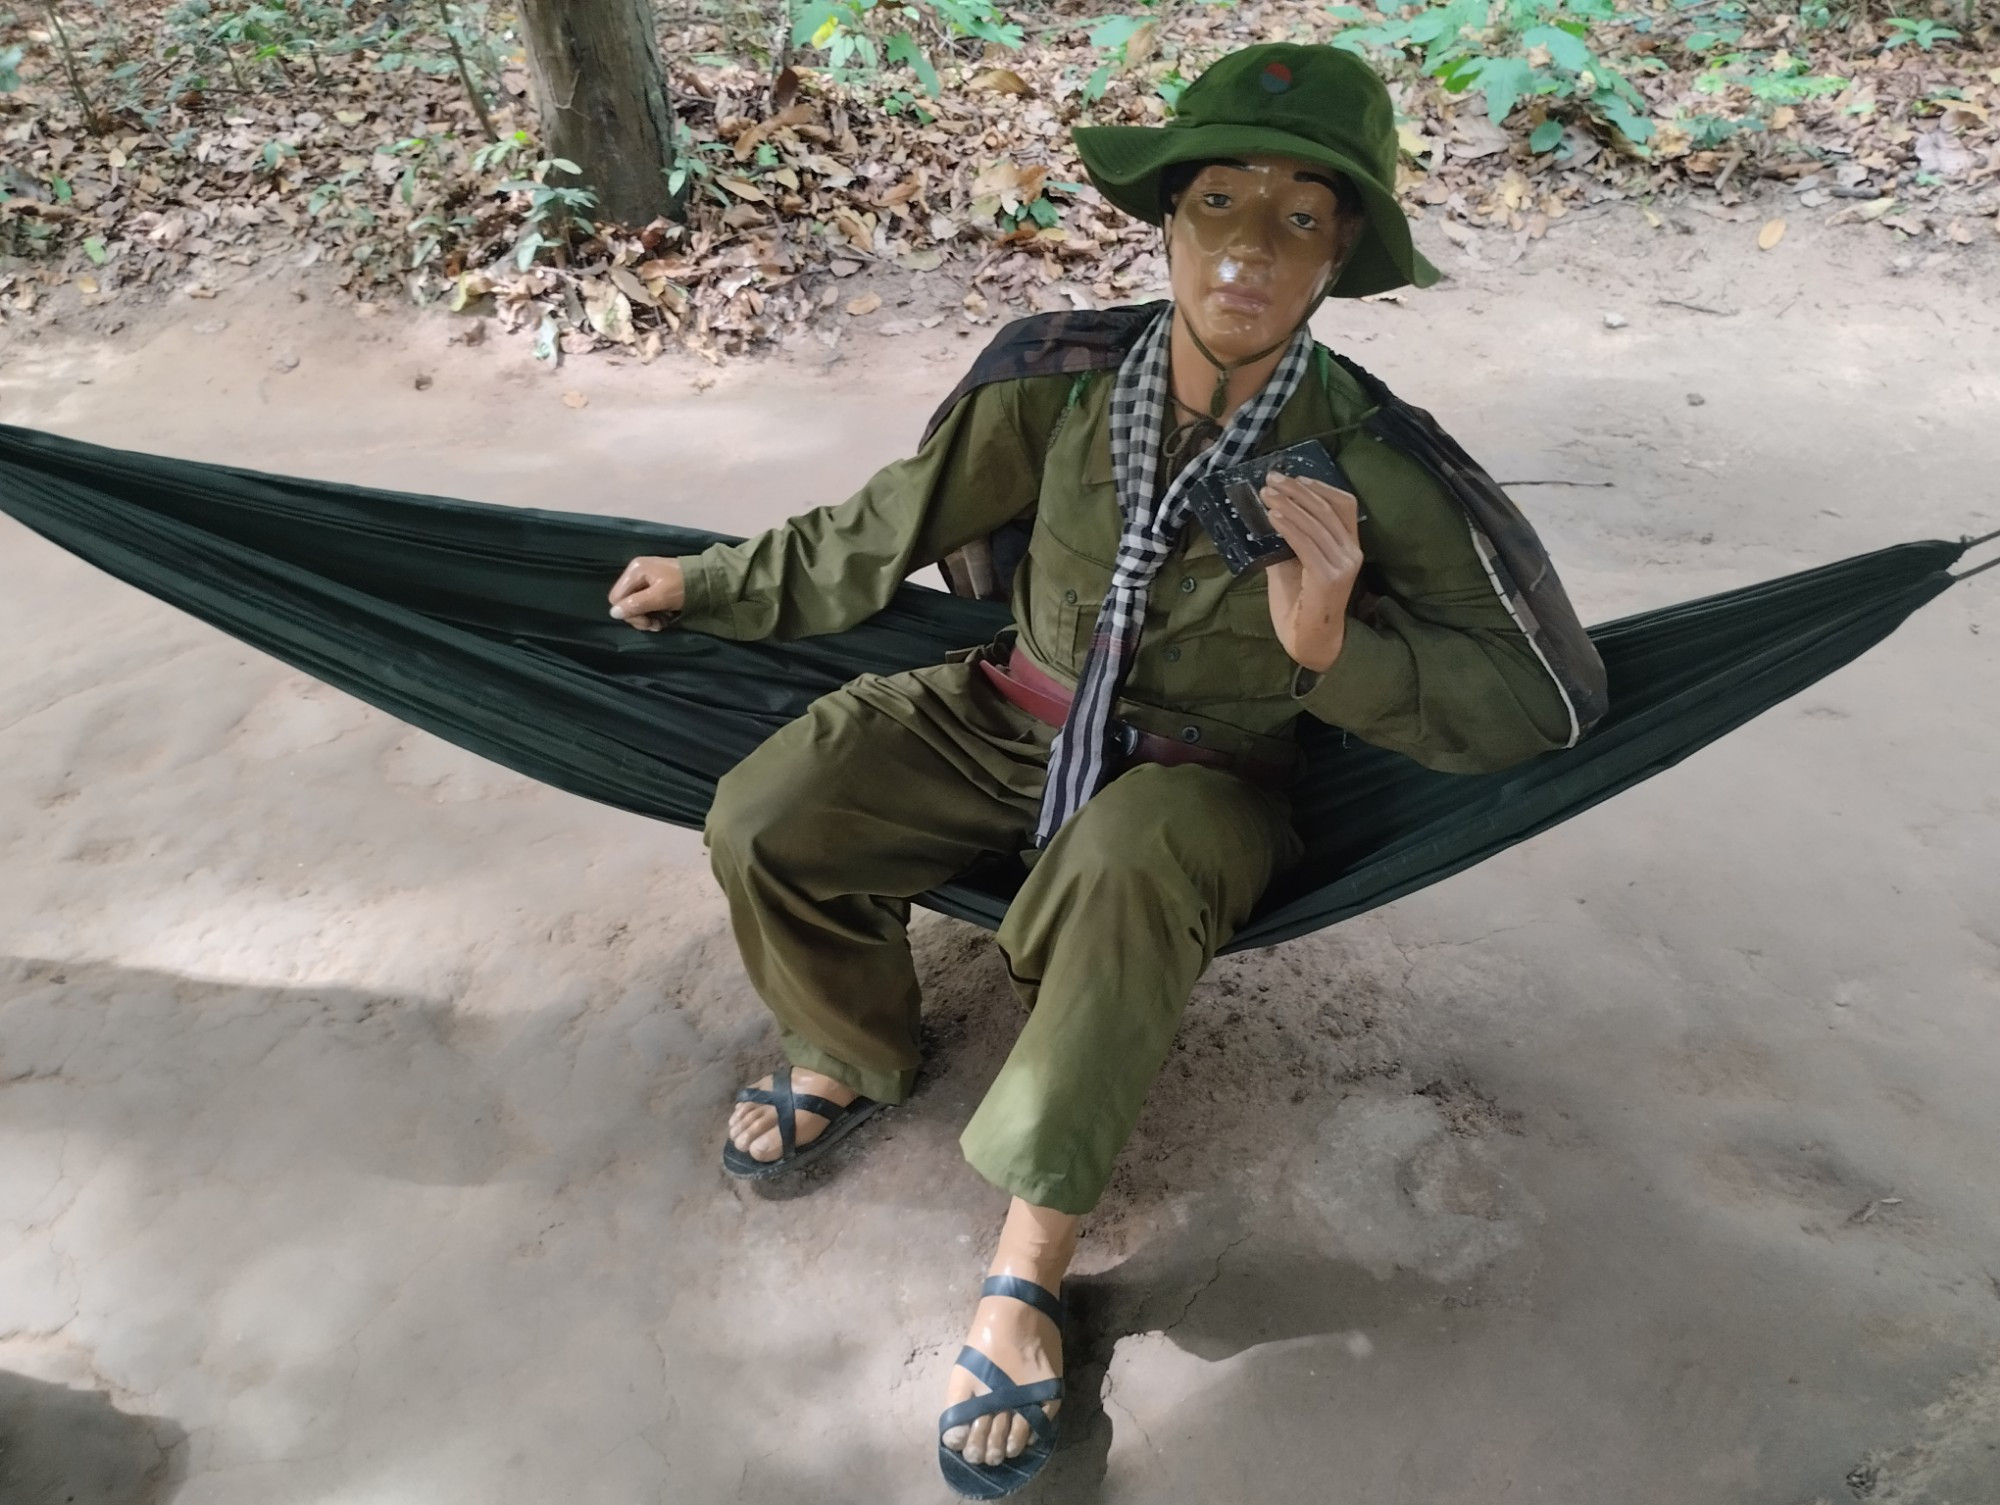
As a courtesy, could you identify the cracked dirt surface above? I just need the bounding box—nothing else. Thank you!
[1,205,1998,1503]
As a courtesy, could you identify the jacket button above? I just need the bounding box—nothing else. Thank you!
[1063,589,1078,605]
[1180,726,1201,743]
[1179,576,1197,594]
[1163,645,1181,663]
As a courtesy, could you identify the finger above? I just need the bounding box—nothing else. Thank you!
[615,582,675,617]
[1270,503,1355,586]
[1282,526,1346,586]
[1269,474,1360,541]
[609,558,650,603]
[1268,492,1354,571]
[1276,474,1361,532]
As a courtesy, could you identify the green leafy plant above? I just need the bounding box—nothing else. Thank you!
[0,43,24,93]
[1881,17,1958,52]
[257,137,299,173]
[792,0,1022,97]
[1671,109,1758,150]
[664,120,728,206]
[1695,50,1845,106]
[1333,0,1655,148]
[1083,13,1152,104]
[307,168,377,233]
[497,158,597,270]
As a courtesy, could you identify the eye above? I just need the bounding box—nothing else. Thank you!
[1201,191,1231,209]
[1290,211,1321,231]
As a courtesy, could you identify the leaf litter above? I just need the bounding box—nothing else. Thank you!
[0,1,1994,362]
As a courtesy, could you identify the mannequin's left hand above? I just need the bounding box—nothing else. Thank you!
[1262,473,1362,673]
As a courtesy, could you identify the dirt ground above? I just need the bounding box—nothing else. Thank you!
[2,200,1998,1505]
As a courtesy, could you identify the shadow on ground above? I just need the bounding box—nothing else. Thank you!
[0,1371,185,1505]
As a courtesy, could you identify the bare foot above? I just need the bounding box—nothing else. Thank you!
[941,1200,1079,1467]
[725,1066,857,1164]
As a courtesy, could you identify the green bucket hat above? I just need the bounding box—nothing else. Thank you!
[1073,44,1439,300]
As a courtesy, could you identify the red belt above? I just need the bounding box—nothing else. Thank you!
[977,651,1292,790]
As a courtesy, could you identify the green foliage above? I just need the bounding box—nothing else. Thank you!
[665,120,728,205]
[1694,49,1845,106]
[496,158,598,270]
[1082,14,1151,104]
[1671,108,1757,150]
[1881,17,1958,52]
[1332,0,1655,148]
[792,0,1022,98]
[0,43,24,93]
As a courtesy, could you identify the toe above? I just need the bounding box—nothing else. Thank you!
[966,1415,997,1466]
[940,1421,969,1453]
[1004,1411,1031,1460]
[729,1105,773,1153]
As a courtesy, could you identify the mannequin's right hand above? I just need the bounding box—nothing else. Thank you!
[608,556,685,632]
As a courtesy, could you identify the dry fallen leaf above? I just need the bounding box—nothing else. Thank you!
[609,265,657,308]
[844,291,883,317]
[969,68,1032,96]
[583,280,637,344]
[1757,218,1787,251]
[1122,20,1159,72]
[562,390,588,409]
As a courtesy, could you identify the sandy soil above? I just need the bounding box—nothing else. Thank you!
[2,202,1998,1505]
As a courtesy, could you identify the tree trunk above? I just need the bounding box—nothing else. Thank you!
[518,0,677,227]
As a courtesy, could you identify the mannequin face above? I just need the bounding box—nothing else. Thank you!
[1165,153,1360,365]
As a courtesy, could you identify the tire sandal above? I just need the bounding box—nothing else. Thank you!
[937,1274,1065,1500]
[720,1065,883,1181]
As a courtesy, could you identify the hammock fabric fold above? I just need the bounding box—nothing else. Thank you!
[0,423,1980,953]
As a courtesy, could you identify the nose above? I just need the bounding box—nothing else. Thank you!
[1220,210,1275,265]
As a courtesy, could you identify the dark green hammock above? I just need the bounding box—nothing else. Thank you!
[0,422,1989,952]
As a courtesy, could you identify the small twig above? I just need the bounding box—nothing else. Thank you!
[1714,147,1745,197]
[434,0,498,142]
[1655,298,1739,317]
[1497,479,1616,488]
[40,1,105,134]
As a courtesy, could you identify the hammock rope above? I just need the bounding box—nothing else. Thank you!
[0,422,1981,953]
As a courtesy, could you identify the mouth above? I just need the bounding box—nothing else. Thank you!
[1207,285,1273,315]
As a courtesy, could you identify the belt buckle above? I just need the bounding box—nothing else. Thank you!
[1107,719,1142,768]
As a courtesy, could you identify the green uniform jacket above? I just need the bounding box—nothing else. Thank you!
[678,357,1573,775]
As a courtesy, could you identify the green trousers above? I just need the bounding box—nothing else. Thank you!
[704,660,1299,1214]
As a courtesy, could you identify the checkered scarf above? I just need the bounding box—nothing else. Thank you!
[1034,306,1314,846]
